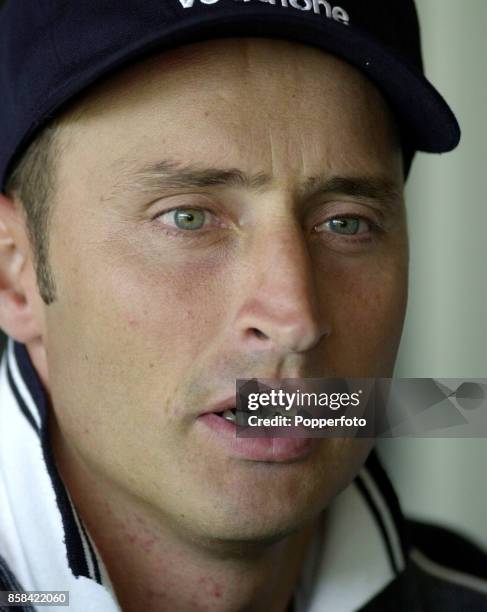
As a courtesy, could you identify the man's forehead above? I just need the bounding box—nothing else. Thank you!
[65,37,385,122]
[53,38,403,198]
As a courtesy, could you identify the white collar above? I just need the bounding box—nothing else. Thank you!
[295,463,406,611]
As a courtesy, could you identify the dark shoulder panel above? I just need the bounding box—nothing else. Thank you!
[360,521,487,611]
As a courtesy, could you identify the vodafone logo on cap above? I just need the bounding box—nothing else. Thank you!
[178,0,351,26]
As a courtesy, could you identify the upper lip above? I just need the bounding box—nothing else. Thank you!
[201,396,236,416]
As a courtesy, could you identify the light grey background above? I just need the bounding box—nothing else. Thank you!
[378,0,487,550]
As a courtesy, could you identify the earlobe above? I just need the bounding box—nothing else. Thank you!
[0,193,42,344]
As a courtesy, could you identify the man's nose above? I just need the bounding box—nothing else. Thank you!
[235,222,330,354]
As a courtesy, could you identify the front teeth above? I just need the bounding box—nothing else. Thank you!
[222,409,236,423]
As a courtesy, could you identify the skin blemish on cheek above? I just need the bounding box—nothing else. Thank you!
[141,536,157,552]
[198,576,223,599]
[119,512,164,554]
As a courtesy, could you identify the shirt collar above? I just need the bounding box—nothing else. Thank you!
[294,451,410,611]
[0,338,410,612]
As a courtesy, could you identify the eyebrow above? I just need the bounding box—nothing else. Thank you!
[302,175,402,207]
[117,159,270,192]
[112,159,402,207]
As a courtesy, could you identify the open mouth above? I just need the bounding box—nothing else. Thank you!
[214,408,236,423]
[197,404,315,461]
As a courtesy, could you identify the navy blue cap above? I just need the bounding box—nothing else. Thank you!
[0,0,460,191]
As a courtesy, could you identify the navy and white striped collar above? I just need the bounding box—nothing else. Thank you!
[0,338,411,611]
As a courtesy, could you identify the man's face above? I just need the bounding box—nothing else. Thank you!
[40,39,407,543]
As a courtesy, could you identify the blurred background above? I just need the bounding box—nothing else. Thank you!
[378,0,487,550]
[0,0,485,547]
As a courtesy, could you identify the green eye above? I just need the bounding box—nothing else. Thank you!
[326,218,363,235]
[328,218,360,234]
[173,208,206,231]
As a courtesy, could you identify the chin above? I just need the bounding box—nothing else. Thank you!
[194,509,318,553]
[187,475,336,548]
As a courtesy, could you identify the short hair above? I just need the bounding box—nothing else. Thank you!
[4,122,60,305]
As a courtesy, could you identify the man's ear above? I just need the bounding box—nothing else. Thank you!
[0,192,44,344]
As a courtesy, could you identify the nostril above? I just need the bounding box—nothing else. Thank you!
[250,328,268,340]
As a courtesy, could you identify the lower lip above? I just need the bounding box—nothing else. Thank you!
[197,413,317,462]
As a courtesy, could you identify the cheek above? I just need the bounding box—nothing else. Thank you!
[111,253,233,361]
[346,260,407,320]
[317,251,408,374]
[53,232,231,359]
[44,237,238,435]
[45,242,235,449]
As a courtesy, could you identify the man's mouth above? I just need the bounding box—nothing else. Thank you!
[197,398,316,462]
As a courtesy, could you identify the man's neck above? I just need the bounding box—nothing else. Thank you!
[49,415,315,612]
